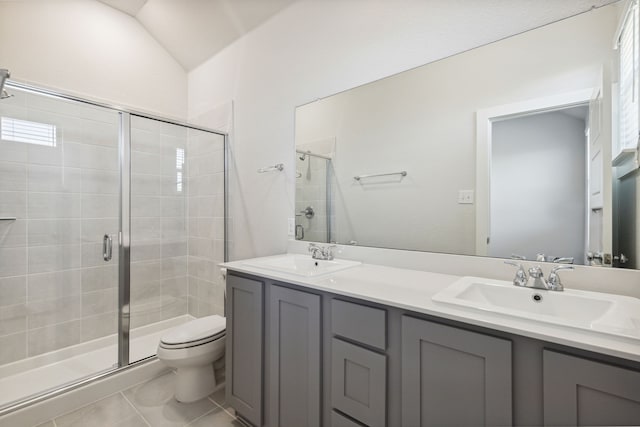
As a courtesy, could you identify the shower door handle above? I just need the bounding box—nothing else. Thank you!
[103,234,113,261]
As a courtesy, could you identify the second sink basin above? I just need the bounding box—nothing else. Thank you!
[432,276,640,340]
[243,254,361,277]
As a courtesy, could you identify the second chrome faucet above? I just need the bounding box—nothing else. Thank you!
[505,261,573,291]
[308,243,337,261]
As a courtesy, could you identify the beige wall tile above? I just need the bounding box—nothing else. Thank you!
[131,196,161,217]
[81,288,117,317]
[132,173,161,196]
[0,332,26,364]
[0,302,27,335]
[0,162,27,191]
[81,194,118,218]
[28,219,81,246]
[0,247,27,277]
[81,265,118,293]
[0,275,26,307]
[28,320,81,356]
[0,219,27,247]
[0,191,27,218]
[161,256,187,279]
[28,193,81,218]
[28,244,82,273]
[28,295,81,329]
[81,169,119,194]
[27,165,82,193]
[81,311,117,341]
[28,270,81,302]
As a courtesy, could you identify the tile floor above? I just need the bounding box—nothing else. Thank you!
[34,371,240,427]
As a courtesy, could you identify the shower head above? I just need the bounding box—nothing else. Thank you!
[0,69,13,100]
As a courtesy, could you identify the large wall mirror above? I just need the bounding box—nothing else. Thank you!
[294,0,640,269]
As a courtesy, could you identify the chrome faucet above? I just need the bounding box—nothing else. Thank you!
[527,266,548,290]
[505,261,573,291]
[308,243,337,260]
[504,261,527,287]
[546,265,573,291]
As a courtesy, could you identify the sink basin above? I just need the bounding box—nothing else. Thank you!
[432,276,640,340]
[243,255,361,277]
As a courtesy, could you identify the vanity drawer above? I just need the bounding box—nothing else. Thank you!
[332,299,386,350]
[331,338,386,427]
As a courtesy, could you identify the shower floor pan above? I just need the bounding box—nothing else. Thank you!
[0,315,193,410]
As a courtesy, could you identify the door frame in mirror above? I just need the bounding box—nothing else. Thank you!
[475,87,596,257]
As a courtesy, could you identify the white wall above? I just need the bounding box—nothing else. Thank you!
[0,0,187,119]
[188,0,616,261]
[490,111,586,263]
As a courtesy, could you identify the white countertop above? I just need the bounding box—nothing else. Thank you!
[222,254,640,363]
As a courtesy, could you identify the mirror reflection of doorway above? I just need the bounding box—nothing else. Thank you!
[489,106,588,264]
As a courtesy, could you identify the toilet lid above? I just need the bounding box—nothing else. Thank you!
[161,315,226,345]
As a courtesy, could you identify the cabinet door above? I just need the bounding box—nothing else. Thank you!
[401,316,512,427]
[543,350,640,426]
[268,285,321,427]
[331,338,386,427]
[226,274,263,426]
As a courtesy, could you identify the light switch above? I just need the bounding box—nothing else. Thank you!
[288,217,295,236]
[458,190,474,204]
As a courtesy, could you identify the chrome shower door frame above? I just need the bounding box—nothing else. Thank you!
[118,112,132,367]
[0,81,229,416]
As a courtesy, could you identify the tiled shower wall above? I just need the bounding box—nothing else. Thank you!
[295,155,330,243]
[130,116,190,331]
[0,90,225,367]
[186,130,225,318]
[0,91,121,365]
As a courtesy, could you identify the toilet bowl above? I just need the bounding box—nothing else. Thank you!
[157,315,226,403]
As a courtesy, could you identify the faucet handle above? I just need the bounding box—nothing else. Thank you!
[552,257,574,264]
[547,265,573,291]
[323,244,337,260]
[550,265,574,274]
[504,261,527,287]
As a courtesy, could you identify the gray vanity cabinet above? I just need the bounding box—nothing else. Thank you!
[401,315,513,427]
[543,350,640,426]
[226,274,264,427]
[226,270,640,427]
[267,285,321,427]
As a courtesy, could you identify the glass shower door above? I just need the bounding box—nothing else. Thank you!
[128,115,226,364]
[0,86,120,408]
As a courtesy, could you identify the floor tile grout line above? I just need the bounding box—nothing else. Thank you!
[207,396,237,421]
[184,406,220,427]
[49,390,123,425]
[120,391,152,427]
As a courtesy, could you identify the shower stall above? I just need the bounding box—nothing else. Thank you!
[0,80,227,412]
[295,150,333,243]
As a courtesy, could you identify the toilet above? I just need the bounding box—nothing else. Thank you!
[157,315,226,403]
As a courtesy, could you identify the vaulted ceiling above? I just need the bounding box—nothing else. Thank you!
[97,0,296,71]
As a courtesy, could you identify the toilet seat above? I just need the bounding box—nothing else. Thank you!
[159,330,225,350]
[160,315,226,350]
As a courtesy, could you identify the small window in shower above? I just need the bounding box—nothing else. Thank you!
[1,116,57,147]
[176,147,185,192]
